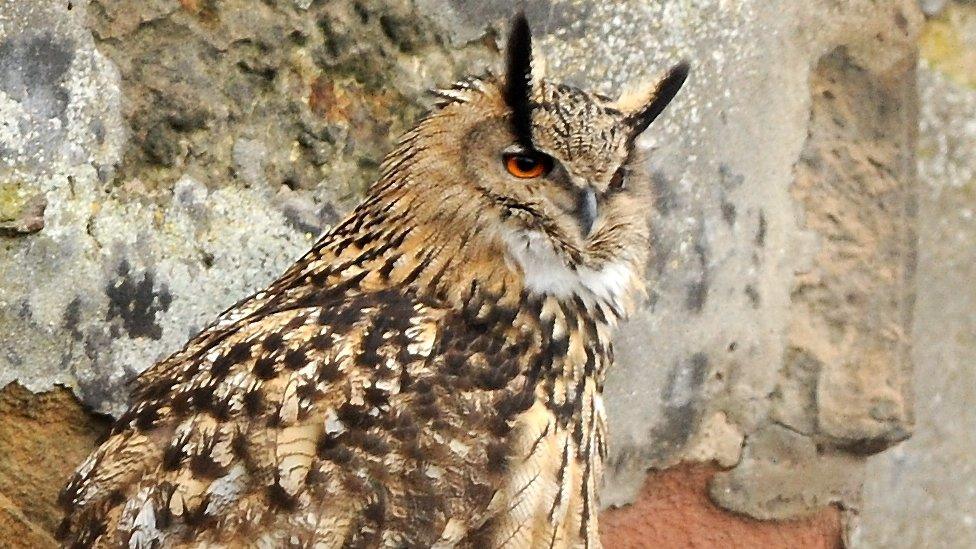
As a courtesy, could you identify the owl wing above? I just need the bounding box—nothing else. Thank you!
[58,287,506,548]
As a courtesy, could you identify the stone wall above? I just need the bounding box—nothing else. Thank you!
[2,0,965,546]
[859,2,976,547]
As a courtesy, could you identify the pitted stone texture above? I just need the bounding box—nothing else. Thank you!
[0,383,109,548]
[857,58,976,549]
[919,1,976,88]
[709,424,863,521]
[776,48,917,453]
[0,0,492,417]
[84,0,492,199]
[0,3,125,174]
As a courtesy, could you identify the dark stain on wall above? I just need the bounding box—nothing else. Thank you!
[0,33,74,122]
[685,239,709,313]
[104,260,173,340]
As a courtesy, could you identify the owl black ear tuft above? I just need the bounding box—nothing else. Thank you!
[626,62,690,137]
[505,12,535,149]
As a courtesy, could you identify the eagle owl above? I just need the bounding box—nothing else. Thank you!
[58,14,688,549]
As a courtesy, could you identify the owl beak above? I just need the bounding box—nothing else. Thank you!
[577,188,598,237]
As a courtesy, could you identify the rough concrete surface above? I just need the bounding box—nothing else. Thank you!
[0,0,940,545]
[858,4,976,546]
[0,384,108,549]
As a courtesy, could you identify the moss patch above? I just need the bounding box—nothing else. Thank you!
[920,3,976,88]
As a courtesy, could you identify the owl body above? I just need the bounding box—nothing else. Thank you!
[59,15,687,549]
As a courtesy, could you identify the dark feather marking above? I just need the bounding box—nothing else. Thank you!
[283,312,308,331]
[572,408,586,447]
[378,255,398,280]
[364,385,389,407]
[337,402,376,430]
[359,433,392,456]
[253,356,277,380]
[283,348,307,370]
[183,494,217,530]
[296,382,318,402]
[231,431,250,461]
[400,259,426,286]
[316,431,340,455]
[506,470,543,515]
[154,492,174,531]
[389,413,420,443]
[169,391,192,416]
[320,443,353,465]
[262,332,284,351]
[475,361,510,390]
[133,405,160,430]
[304,466,324,487]
[357,324,387,369]
[162,444,185,471]
[528,419,552,457]
[189,453,226,479]
[443,349,467,375]
[626,62,690,137]
[548,441,571,520]
[592,303,608,325]
[579,458,593,539]
[549,333,570,357]
[362,485,387,525]
[265,483,298,512]
[209,396,232,421]
[416,403,440,420]
[488,413,511,437]
[72,514,107,547]
[309,333,331,349]
[486,440,510,473]
[138,377,177,402]
[242,388,264,415]
[403,439,425,461]
[318,359,341,382]
[505,12,535,149]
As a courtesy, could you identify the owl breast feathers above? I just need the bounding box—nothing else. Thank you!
[58,13,688,549]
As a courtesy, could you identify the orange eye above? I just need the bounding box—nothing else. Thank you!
[504,153,549,179]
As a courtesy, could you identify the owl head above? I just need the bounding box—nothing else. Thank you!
[374,14,688,314]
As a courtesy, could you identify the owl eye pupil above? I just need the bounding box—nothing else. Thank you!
[515,156,537,171]
[504,152,551,179]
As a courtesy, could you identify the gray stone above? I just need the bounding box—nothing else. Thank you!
[920,0,949,16]
[857,65,976,549]
[710,424,864,520]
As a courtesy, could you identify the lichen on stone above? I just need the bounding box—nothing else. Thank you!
[920,2,976,88]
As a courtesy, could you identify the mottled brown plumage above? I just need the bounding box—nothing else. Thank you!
[59,15,688,549]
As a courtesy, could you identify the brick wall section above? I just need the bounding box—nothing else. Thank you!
[601,464,842,549]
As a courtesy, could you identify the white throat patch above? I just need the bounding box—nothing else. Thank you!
[502,229,635,310]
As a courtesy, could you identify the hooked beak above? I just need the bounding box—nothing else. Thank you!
[577,188,598,237]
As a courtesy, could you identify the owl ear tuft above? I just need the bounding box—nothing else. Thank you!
[505,12,535,148]
[623,62,690,138]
